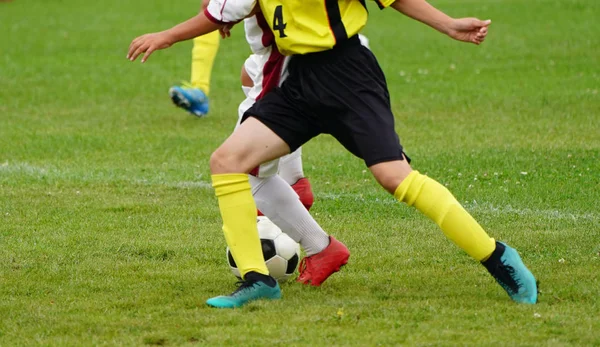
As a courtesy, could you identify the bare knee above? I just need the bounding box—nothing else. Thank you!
[210,148,247,174]
[369,160,413,194]
[376,174,405,194]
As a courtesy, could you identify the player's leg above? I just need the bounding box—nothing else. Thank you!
[251,154,325,253]
[190,33,219,95]
[370,160,537,303]
[236,63,328,257]
[243,52,348,285]
[313,37,536,304]
[249,170,349,286]
[258,148,348,285]
[250,174,325,254]
[206,117,290,308]
[275,148,314,210]
[277,148,304,185]
[276,148,314,210]
[169,32,219,117]
[365,91,535,304]
[242,58,314,211]
[240,58,346,284]
[207,59,337,306]
[370,159,498,261]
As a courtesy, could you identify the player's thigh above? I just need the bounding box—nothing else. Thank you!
[210,117,291,174]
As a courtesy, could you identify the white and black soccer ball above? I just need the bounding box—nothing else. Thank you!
[227,216,300,283]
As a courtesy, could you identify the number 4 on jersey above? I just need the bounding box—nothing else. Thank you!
[272,5,287,38]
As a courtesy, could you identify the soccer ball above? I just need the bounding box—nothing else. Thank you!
[227,216,301,282]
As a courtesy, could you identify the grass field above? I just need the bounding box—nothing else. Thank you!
[1,0,599,345]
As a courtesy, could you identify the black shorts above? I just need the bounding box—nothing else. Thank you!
[244,35,406,167]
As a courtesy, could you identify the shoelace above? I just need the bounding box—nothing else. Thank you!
[297,258,310,278]
[492,261,520,295]
[230,280,256,296]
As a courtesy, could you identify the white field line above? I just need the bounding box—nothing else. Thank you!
[0,161,49,175]
[163,181,213,189]
[1,161,213,189]
[316,192,600,222]
[2,161,598,222]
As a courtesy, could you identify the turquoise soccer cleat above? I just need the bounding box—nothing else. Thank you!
[483,241,538,304]
[168,83,209,117]
[206,273,281,309]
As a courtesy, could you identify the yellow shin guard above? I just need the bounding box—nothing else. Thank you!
[394,171,496,261]
[212,174,268,278]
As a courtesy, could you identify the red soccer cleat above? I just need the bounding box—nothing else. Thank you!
[297,236,350,286]
[291,177,314,211]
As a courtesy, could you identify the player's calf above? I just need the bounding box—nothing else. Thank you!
[257,177,313,216]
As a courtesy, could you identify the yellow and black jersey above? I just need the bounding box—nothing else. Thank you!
[206,0,394,55]
[258,0,395,55]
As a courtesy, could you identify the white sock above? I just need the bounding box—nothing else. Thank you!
[250,174,329,256]
[277,148,304,185]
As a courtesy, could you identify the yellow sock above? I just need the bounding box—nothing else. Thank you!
[394,171,496,261]
[212,174,269,278]
[190,31,220,94]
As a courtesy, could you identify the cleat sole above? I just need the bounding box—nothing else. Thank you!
[169,89,192,108]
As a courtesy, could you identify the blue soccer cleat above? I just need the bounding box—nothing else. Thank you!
[168,83,209,117]
[483,241,538,304]
[206,273,281,309]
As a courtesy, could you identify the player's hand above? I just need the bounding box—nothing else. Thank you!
[447,18,491,45]
[219,24,234,39]
[127,31,174,63]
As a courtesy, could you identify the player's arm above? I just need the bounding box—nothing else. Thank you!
[389,0,490,45]
[127,0,256,63]
[127,14,221,63]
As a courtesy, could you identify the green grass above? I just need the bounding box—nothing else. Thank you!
[1,0,599,345]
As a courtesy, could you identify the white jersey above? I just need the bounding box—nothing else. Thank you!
[244,15,273,55]
[205,0,287,98]
[238,13,290,107]
[205,0,255,25]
